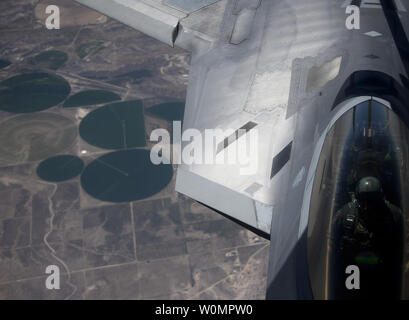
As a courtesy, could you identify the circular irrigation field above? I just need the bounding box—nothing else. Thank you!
[0,72,71,113]
[81,149,173,203]
[0,113,77,166]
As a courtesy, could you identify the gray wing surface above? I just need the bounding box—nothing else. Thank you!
[176,0,348,235]
[73,0,228,48]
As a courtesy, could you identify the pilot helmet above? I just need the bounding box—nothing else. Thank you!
[356,176,382,202]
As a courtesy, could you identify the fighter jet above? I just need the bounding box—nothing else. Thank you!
[73,0,409,299]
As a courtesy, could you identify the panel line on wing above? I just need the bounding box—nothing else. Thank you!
[216,121,258,154]
[270,141,293,179]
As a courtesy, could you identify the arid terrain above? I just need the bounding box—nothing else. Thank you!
[0,0,268,299]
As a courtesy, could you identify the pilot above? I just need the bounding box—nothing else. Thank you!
[332,176,404,297]
[333,176,403,261]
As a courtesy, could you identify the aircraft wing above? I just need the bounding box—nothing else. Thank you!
[72,0,350,236]
[73,0,279,235]
[73,0,228,48]
[175,0,349,236]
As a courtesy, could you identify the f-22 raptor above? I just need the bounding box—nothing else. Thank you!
[73,0,409,299]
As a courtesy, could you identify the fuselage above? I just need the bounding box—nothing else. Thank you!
[265,0,409,299]
[174,0,409,299]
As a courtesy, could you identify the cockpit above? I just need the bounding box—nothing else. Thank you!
[307,98,409,299]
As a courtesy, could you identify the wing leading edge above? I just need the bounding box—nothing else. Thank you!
[73,0,227,49]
